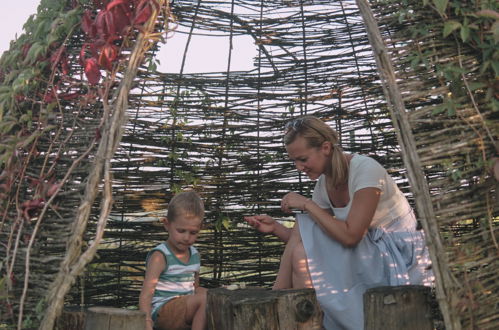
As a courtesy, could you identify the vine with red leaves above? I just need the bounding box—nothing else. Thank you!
[0,0,164,328]
[80,0,158,85]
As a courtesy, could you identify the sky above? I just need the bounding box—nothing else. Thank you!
[0,2,39,55]
[0,1,257,73]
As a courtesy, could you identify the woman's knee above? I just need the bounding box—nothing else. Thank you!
[291,240,308,271]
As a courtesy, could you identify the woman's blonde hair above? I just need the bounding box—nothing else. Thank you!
[167,191,205,222]
[283,116,348,188]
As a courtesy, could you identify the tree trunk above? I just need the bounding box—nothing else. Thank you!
[207,287,323,330]
[55,308,85,330]
[364,285,433,330]
[83,307,145,330]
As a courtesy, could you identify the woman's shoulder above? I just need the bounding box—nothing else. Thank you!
[350,154,383,170]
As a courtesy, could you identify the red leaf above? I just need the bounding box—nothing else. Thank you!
[80,43,99,66]
[43,87,58,103]
[95,10,111,39]
[15,94,26,102]
[106,0,128,11]
[46,182,60,197]
[84,58,101,85]
[133,0,154,25]
[81,10,96,38]
[21,198,45,221]
[60,92,80,101]
[61,55,70,75]
[98,43,118,70]
[112,6,132,34]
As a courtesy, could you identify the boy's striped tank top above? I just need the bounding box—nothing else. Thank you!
[147,242,200,319]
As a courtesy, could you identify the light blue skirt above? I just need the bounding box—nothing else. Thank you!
[297,211,433,330]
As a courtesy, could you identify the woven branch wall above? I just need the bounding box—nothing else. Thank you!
[0,0,496,329]
[81,0,404,305]
[60,0,414,314]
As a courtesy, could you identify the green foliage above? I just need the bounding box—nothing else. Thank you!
[384,0,499,112]
[0,0,84,167]
[215,215,232,231]
[379,0,497,184]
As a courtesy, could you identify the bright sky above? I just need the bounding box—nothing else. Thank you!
[0,1,39,55]
[0,1,256,73]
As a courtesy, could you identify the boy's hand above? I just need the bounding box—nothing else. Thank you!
[244,214,276,234]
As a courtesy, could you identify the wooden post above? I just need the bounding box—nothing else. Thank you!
[55,307,86,330]
[207,288,323,330]
[83,307,145,330]
[364,285,433,330]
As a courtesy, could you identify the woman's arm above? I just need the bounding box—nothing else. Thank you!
[244,214,292,242]
[283,188,380,247]
[139,251,166,330]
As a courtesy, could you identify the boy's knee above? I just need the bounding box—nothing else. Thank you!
[196,287,207,295]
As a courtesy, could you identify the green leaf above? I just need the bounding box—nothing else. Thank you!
[23,42,46,65]
[475,9,499,20]
[443,20,461,37]
[492,60,499,76]
[467,82,487,91]
[480,60,491,75]
[460,25,470,42]
[0,120,17,135]
[431,104,446,115]
[433,0,449,16]
[222,217,231,231]
[20,130,41,148]
[492,21,499,44]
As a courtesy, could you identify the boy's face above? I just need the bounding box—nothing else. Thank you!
[164,212,202,254]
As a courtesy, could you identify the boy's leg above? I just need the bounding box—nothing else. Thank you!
[155,296,191,330]
[185,287,207,330]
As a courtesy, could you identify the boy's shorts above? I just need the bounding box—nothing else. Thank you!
[155,296,191,330]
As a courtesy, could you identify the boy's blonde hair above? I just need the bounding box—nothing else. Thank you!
[167,191,205,222]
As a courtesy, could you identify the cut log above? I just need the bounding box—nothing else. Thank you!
[363,285,433,330]
[83,307,145,330]
[55,307,85,330]
[207,287,323,330]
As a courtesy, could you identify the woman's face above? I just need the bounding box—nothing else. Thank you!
[286,135,331,180]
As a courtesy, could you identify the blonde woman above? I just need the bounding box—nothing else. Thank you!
[245,116,433,330]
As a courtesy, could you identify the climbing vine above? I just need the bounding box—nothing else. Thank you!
[0,0,171,327]
[381,0,498,173]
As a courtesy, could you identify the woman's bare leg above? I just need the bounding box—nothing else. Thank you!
[273,222,311,289]
[291,239,313,288]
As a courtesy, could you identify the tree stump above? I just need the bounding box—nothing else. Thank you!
[207,287,323,330]
[55,307,86,330]
[363,285,433,330]
[83,307,145,330]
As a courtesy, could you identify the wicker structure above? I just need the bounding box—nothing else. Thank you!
[0,0,496,329]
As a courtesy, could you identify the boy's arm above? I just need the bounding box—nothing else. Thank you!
[139,251,166,330]
[194,271,200,289]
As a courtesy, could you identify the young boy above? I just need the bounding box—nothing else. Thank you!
[139,191,207,330]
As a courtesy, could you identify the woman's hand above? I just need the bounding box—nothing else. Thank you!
[281,192,310,213]
[244,214,276,234]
